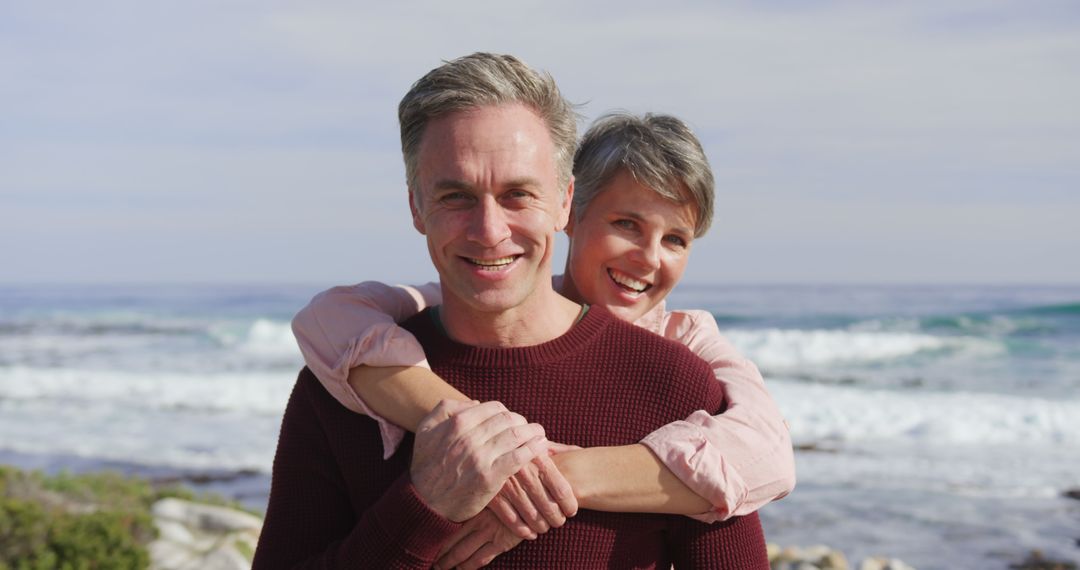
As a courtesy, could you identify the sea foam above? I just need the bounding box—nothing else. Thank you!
[726,328,1002,369]
[771,380,1080,447]
[0,366,295,415]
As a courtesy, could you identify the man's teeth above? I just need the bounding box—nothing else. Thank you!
[469,256,516,268]
[609,270,648,293]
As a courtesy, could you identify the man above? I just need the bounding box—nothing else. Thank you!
[253,53,768,568]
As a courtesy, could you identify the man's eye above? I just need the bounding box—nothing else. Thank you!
[441,192,472,205]
[613,219,635,231]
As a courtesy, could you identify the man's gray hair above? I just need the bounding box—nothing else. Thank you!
[399,52,578,200]
[572,113,715,238]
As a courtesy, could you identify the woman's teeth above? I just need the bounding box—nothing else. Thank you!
[608,269,648,293]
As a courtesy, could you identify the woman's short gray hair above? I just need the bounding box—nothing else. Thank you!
[398,52,578,198]
[572,113,715,237]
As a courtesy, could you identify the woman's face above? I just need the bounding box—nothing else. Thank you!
[564,169,697,323]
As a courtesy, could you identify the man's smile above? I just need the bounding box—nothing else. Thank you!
[463,255,521,271]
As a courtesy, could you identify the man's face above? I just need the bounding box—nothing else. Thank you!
[410,103,571,315]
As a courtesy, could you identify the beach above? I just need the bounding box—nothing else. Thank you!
[1,283,1077,568]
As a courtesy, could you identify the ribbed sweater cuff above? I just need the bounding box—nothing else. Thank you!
[373,474,462,559]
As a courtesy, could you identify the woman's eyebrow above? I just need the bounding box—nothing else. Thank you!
[612,210,693,236]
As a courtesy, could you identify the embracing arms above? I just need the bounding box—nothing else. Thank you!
[292,281,795,521]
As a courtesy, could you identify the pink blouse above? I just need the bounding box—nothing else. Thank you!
[291,280,795,521]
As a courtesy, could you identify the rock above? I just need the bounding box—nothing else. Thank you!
[766,544,852,570]
[1062,488,1080,502]
[820,550,850,570]
[860,557,916,570]
[1009,549,1079,569]
[153,498,263,533]
[201,543,254,570]
[149,498,261,570]
[860,559,886,570]
[778,545,805,562]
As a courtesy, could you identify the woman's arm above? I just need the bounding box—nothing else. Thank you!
[550,444,712,514]
[298,282,721,518]
[639,309,796,521]
[347,365,469,432]
[291,281,443,457]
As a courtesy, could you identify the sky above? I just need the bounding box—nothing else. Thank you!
[2,1,1078,285]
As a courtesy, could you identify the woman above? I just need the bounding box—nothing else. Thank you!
[293,112,794,566]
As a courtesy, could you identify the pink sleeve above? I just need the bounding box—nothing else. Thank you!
[639,309,795,522]
[291,281,443,459]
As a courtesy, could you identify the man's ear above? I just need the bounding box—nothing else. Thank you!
[408,189,426,234]
[555,176,574,232]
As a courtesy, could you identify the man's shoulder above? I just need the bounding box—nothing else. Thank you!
[584,307,723,415]
[586,308,715,390]
[399,307,437,337]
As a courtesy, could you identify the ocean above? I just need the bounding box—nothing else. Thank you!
[1,283,1077,568]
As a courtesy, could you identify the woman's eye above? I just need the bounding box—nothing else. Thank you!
[664,234,688,248]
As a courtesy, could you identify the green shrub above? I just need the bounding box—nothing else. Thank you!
[0,464,262,567]
[0,466,155,568]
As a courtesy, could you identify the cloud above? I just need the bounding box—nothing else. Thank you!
[2,1,1078,283]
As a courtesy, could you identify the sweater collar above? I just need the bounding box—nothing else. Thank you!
[413,304,614,368]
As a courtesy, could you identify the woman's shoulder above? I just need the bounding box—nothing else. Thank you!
[654,306,722,343]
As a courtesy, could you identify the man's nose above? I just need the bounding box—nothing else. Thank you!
[466,197,512,247]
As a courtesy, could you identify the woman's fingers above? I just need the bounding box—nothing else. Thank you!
[545,440,582,455]
[435,521,491,570]
[534,453,578,518]
[511,462,564,530]
[458,541,508,570]
[487,492,535,540]
[499,468,549,535]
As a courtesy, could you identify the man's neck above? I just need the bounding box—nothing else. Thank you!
[439,284,582,348]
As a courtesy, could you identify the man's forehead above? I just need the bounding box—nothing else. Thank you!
[420,104,550,147]
[415,104,559,188]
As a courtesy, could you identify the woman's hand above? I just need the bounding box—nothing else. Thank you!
[484,441,581,539]
[435,508,524,569]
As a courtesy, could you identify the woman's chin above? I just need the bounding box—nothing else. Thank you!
[599,301,650,324]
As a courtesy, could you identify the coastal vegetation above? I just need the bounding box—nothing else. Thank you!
[0,465,251,568]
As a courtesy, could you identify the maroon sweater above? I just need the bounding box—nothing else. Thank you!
[253,306,768,569]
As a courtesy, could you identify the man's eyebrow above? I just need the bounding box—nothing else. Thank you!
[504,177,543,189]
[432,178,545,191]
[433,179,475,192]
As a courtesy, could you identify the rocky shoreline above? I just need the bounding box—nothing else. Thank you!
[149,498,260,570]
[5,463,1076,569]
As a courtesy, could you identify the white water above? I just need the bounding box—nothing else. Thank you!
[3,283,1079,568]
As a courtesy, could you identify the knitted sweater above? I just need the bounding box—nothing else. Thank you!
[253,305,768,568]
